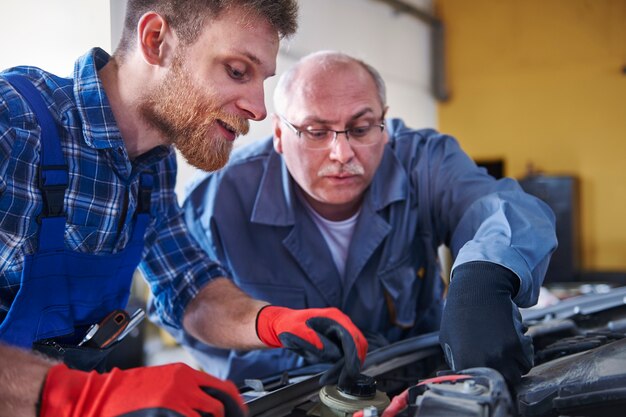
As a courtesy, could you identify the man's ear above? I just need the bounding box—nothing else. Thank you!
[136,12,176,66]
[272,114,284,154]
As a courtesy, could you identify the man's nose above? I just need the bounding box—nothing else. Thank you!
[237,86,267,121]
[329,133,355,164]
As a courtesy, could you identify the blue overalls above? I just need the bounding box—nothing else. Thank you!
[0,74,152,370]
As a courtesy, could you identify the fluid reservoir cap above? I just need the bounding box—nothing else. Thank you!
[337,374,377,399]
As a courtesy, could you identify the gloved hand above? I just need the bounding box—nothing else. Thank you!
[39,362,247,417]
[439,261,533,385]
[255,305,368,385]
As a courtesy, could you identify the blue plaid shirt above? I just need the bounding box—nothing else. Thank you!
[0,48,228,329]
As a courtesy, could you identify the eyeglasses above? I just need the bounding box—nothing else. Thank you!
[278,114,385,150]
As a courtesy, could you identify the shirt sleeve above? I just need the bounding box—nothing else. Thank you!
[0,77,20,184]
[0,83,10,187]
[139,152,230,330]
[412,129,557,308]
[0,81,13,267]
[0,77,40,276]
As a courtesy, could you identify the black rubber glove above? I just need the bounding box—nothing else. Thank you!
[439,261,533,385]
[256,306,367,385]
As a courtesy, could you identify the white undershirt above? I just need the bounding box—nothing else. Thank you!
[302,199,360,279]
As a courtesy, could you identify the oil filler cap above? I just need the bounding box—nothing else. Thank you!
[337,374,377,399]
[319,375,390,416]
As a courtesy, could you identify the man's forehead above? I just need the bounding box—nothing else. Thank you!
[297,66,373,96]
[289,84,380,119]
[195,7,279,74]
[293,107,380,125]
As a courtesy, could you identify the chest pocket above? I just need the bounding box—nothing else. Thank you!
[378,228,440,330]
[65,223,101,252]
[379,253,424,328]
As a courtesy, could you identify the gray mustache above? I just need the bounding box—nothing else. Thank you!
[318,163,365,177]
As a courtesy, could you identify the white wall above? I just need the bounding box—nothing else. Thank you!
[0,0,113,75]
[0,0,436,199]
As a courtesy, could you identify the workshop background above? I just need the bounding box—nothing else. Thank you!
[2,0,625,364]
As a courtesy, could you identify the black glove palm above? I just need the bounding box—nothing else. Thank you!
[279,316,361,385]
[256,306,368,386]
[439,261,533,385]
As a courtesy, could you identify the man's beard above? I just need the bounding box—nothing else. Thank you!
[138,58,249,171]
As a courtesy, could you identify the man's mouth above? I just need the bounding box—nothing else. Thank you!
[328,173,357,179]
[217,119,237,141]
[217,119,236,134]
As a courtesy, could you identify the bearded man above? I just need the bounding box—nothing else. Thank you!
[0,2,368,416]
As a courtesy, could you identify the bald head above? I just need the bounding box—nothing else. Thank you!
[273,51,386,116]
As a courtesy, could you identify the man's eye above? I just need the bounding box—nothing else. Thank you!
[227,65,246,80]
[349,126,372,137]
[305,130,330,140]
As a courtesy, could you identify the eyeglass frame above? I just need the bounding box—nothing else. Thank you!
[277,113,386,149]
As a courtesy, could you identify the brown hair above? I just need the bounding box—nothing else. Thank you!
[114,0,298,60]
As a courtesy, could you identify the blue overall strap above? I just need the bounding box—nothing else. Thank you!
[3,73,68,252]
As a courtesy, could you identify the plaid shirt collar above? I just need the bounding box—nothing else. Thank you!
[73,47,125,150]
[73,48,171,169]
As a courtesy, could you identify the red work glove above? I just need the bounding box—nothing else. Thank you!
[39,362,247,417]
[256,305,368,385]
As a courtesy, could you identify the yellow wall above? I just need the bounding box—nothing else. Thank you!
[436,0,626,270]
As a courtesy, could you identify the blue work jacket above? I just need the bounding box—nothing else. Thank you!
[153,119,556,384]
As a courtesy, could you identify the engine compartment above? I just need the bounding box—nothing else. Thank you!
[242,286,626,417]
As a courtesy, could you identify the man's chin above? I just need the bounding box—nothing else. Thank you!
[189,155,231,172]
[177,145,232,172]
